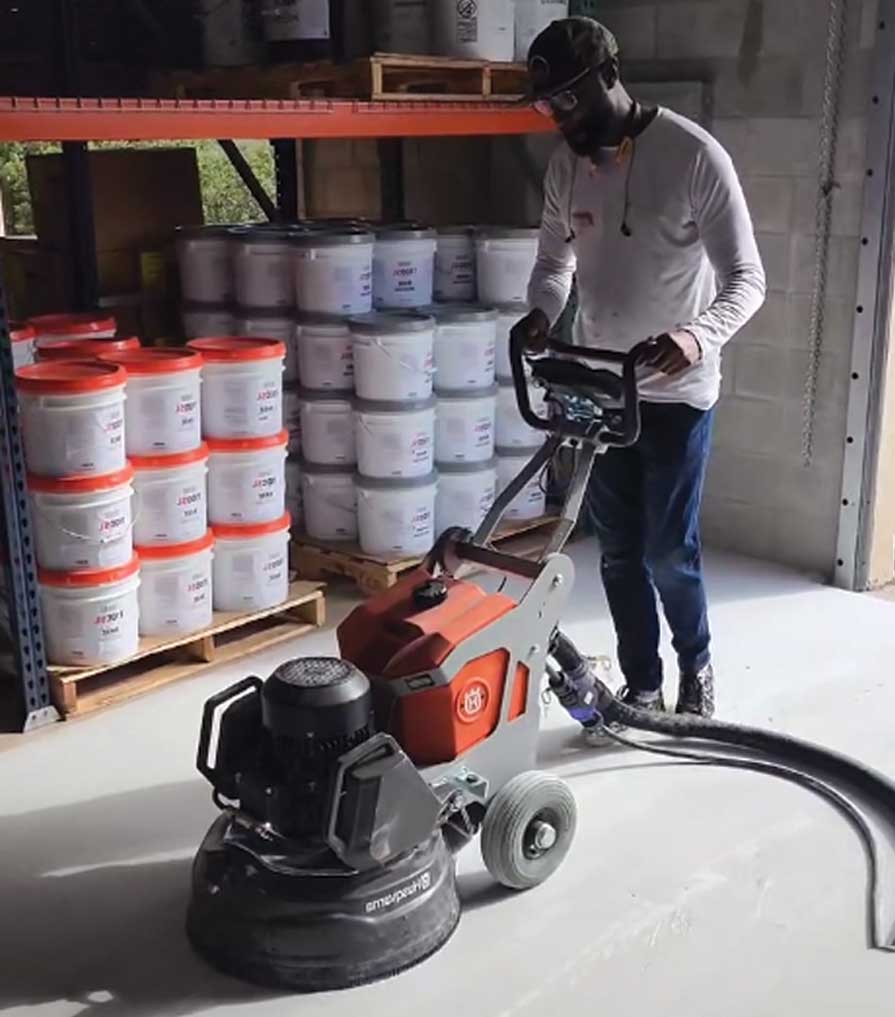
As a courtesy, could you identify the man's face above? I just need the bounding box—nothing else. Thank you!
[552,68,617,157]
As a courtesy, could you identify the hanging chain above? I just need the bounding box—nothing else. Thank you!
[802,0,849,466]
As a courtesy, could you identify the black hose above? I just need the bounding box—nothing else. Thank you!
[595,725,895,951]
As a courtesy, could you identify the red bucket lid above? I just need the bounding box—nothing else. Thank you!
[206,430,288,453]
[212,512,292,540]
[28,312,117,338]
[187,337,286,363]
[39,555,139,588]
[15,359,127,395]
[130,443,209,471]
[28,463,135,495]
[36,336,141,361]
[136,530,214,561]
[10,322,36,344]
[98,347,203,374]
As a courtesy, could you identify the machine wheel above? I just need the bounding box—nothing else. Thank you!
[480,771,577,891]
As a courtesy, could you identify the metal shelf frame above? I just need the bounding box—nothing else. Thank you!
[0,85,549,729]
[0,97,550,143]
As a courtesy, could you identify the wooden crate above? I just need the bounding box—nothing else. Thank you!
[49,581,325,719]
[292,515,559,596]
[151,53,529,103]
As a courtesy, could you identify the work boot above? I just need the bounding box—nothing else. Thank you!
[583,686,665,748]
[676,664,715,718]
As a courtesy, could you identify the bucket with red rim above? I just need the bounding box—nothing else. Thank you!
[130,444,209,547]
[39,556,140,666]
[207,430,288,526]
[188,337,285,440]
[28,312,117,346]
[98,347,204,456]
[15,360,128,477]
[28,464,135,572]
[136,531,214,637]
[36,335,141,362]
[211,513,291,612]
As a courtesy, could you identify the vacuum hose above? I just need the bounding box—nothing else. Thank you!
[549,630,895,951]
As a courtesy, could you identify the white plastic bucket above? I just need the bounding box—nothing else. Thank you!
[40,557,140,666]
[182,303,235,340]
[283,384,302,455]
[497,380,548,449]
[515,0,569,61]
[131,445,209,547]
[350,311,435,402]
[235,311,299,384]
[497,447,548,521]
[176,226,235,304]
[357,473,437,559]
[495,304,530,381]
[298,389,356,466]
[435,227,477,303]
[285,456,302,526]
[29,464,135,572]
[207,430,288,525]
[16,361,127,478]
[431,304,497,391]
[476,229,540,306]
[431,0,514,60]
[98,348,203,457]
[436,460,497,535]
[11,323,35,370]
[294,230,374,316]
[372,0,429,52]
[212,514,291,612]
[296,314,354,390]
[435,386,496,464]
[188,337,285,439]
[301,463,357,541]
[233,227,297,310]
[28,312,117,347]
[355,397,435,480]
[137,532,214,637]
[373,229,437,309]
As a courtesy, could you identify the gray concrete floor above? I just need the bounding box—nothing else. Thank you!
[2,539,895,1017]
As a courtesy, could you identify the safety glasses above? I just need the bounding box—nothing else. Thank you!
[531,65,596,118]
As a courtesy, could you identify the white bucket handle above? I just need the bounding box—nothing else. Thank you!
[366,335,435,380]
[33,487,143,546]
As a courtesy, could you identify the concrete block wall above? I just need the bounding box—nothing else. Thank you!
[596,0,878,576]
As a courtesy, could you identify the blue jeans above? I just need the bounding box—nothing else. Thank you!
[586,402,714,694]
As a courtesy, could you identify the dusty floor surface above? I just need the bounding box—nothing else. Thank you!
[1,539,894,1017]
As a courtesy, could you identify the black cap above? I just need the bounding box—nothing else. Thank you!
[526,17,620,99]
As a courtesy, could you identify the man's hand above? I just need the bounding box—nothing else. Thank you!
[510,308,551,355]
[638,330,702,376]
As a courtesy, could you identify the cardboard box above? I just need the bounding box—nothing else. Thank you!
[26,147,203,252]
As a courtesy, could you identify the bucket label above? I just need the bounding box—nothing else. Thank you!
[177,483,205,524]
[175,390,200,432]
[98,505,130,541]
[264,552,286,584]
[252,468,282,507]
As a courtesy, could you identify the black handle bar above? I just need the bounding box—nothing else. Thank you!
[510,330,648,447]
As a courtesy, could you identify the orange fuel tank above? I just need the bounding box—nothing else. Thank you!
[337,568,527,766]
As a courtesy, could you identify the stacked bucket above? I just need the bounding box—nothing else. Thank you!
[175,218,545,558]
[186,337,291,614]
[17,348,139,668]
[98,345,215,642]
[475,228,549,522]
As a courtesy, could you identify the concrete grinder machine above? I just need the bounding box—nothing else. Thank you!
[188,333,895,992]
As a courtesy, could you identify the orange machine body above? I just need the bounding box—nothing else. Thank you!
[337,568,530,766]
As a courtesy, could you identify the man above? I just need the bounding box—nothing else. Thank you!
[513,18,765,724]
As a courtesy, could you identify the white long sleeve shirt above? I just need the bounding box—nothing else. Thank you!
[528,108,766,410]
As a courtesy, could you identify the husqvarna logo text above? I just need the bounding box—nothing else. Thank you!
[365,871,432,914]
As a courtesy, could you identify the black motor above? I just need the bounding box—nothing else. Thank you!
[187,658,460,992]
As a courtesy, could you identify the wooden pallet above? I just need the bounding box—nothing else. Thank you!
[292,515,559,596]
[49,581,325,719]
[151,53,529,103]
